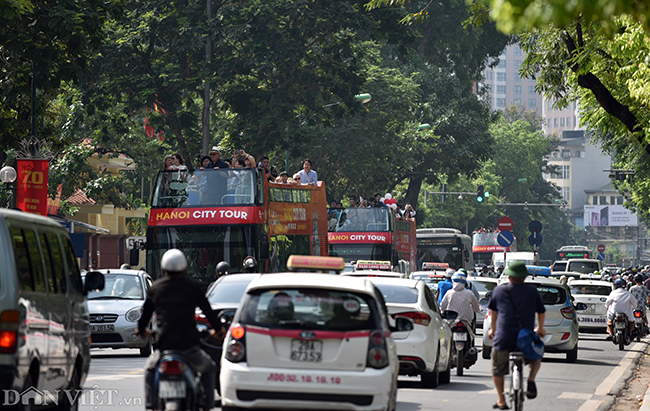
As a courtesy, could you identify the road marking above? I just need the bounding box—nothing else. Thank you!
[559,392,593,400]
[87,369,144,381]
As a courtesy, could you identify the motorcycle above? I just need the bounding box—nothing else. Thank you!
[612,312,633,351]
[443,310,478,376]
[633,309,647,342]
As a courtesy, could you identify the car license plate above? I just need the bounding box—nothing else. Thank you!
[91,324,115,332]
[159,380,186,398]
[453,332,468,341]
[291,339,323,362]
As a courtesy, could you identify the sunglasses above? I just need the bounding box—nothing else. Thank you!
[210,153,218,155]
[295,177,301,180]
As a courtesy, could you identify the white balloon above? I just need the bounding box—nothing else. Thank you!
[385,193,392,200]
[380,197,386,203]
[390,203,397,210]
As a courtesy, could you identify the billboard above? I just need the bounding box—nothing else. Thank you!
[583,205,637,227]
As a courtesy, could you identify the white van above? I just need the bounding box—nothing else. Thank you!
[492,251,540,268]
[565,258,602,274]
[0,209,104,409]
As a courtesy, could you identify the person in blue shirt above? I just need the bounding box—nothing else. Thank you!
[298,158,318,185]
[437,268,455,305]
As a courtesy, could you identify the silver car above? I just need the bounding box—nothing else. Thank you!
[482,277,579,363]
[85,269,154,356]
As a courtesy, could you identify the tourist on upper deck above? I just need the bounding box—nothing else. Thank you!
[163,155,174,170]
[208,146,228,169]
[234,157,246,168]
[297,159,317,185]
[292,173,301,185]
[198,156,211,170]
[244,155,256,169]
[372,192,386,207]
[404,204,416,220]
[170,153,187,170]
[259,156,276,182]
[348,196,358,207]
[276,171,290,184]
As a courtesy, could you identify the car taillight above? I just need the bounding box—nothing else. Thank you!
[158,360,187,375]
[0,311,19,354]
[225,324,246,363]
[195,313,208,323]
[367,329,389,369]
[393,311,431,326]
[561,307,575,320]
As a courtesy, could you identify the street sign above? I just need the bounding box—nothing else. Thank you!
[597,244,606,253]
[597,252,606,261]
[528,220,542,233]
[497,216,514,232]
[528,233,543,246]
[497,230,515,247]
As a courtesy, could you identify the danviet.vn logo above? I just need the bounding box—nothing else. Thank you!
[3,385,142,407]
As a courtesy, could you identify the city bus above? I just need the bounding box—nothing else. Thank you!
[472,230,517,267]
[327,207,416,275]
[416,228,474,272]
[145,168,328,287]
[556,245,592,260]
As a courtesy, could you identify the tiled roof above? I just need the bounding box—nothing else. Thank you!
[67,189,97,205]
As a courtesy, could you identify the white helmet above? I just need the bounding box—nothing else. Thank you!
[161,249,187,273]
[445,268,455,278]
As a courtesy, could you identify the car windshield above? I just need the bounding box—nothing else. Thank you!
[207,280,254,304]
[240,288,378,331]
[373,284,419,304]
[469,280,497,293]
[569,284,612,296]
[567,261,600,274]
[536,285,567,305]
[553,262,567,271]
[88,274,144,300]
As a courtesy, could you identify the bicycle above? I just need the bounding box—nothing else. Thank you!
[509,351,525,411]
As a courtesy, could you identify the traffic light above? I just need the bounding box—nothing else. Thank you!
[477,184,485,202]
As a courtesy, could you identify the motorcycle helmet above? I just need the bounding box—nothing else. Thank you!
[457,268,468,275]
[243,256,257,272]
[216,261,230,277]
[161,249,187,273]
[614,278,626,289]
[451,272,467,284]
[635,273,644,284]
[445,268,455,278]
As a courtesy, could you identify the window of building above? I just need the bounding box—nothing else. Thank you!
[498,59,506,68]
[617,196,624,205]
[593,196,598,205]
[514,46,522,56]
[513,98,521,106]
[514,86,521,94]
[497,98,506,107]
[528,99,536,107]
[561,118,565,127]
[497,85,506,94]
[600,196,607,205]
[610,196,617,205]
[514,72,521,81]
[551,165,570,179]
[497,72,506,81]
[562,187,570,202]
[554,118,558,127]
[547,101,553,111]
[566,117,571,127]
[547,118,552,127]
[514,60,522,68]
[575,150,581,157]
[529,86,535,94]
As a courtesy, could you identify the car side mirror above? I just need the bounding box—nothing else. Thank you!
[392,316,414,332]
[484,291,493,299]
[479,297,490,306]
[575,302,588,311]
[84,271,105,295]
[218,309,236,329]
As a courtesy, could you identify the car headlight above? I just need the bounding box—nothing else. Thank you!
[126,307,143,323]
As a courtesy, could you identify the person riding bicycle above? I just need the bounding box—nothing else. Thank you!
[606,278,637,339]
[137,249,225,411]
[487,261,546,410]
[440,272,480,331]
[243,256,258,273]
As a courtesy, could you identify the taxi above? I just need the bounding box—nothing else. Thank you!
[219,256,406,411]
[343,260,406,278]
[568,279,614,332]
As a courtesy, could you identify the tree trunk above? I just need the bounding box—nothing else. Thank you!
[404,175,424,209]
[166,113,191,167]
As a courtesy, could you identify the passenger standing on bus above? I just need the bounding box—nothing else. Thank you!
[348,196,358,207]
[298,158,318,185]
[208,146,228,168]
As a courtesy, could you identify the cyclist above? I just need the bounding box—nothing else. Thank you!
[137,249,224,411]
[243,256,258,273]
[487,261,546,409]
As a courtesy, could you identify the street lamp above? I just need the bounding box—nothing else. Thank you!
[0,166,17,208]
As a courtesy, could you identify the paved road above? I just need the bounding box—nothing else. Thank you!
[80,332,649,411]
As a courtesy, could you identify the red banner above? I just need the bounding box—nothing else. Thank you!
[16,159,49,216]
[149,206,266,226]
[327,232,392,244]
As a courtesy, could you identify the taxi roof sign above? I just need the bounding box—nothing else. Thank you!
[286,255,345,272]
[422,262,449,270]
[355,260,391,270]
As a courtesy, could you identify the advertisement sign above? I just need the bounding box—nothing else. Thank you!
[16,159,49,216]
[583,205,637,227]
[149,206,266,226]
[473,245,509,253]
[356,260,391,270]
[327,232,392,244]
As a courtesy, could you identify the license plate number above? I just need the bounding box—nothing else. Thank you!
[91,324,115,332]
[159,380,186,398]
[291,339,322,362]
[453,332,468,341]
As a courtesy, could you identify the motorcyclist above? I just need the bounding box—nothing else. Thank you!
[437,268,455,305]
[605,278,637,340]
[440,272,480,331]
[243,256,257,273]
[216,261,230,278]
[137,249,224,411]
[629,273,649,329]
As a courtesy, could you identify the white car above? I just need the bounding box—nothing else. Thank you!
[568,279,614,332]
[467,276,499,328]
[367,277,453,387]
[85,269,154,356]
[220,273,403,411]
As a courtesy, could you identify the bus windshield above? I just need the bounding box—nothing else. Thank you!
[152,168,258,207]
[328,207,393,232]
[417,242,464,270]
[147,225,259,288]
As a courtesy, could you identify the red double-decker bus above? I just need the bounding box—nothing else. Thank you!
[146,168,328,287]
[327,207,416,274]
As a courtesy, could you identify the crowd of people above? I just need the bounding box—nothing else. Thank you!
[327,194,416,222]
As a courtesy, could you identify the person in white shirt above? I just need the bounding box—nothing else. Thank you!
[606,278,637,337]
[297,158,317,185]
